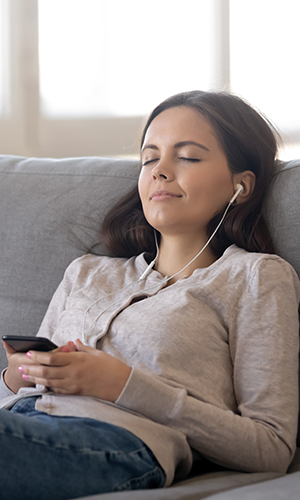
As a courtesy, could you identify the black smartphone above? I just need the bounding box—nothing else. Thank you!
[2,335,57,352]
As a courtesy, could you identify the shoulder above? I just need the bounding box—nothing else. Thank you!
[64,253,128,276]
[224,245,300,300]
[224,244,298,275]
[62,253,147,286]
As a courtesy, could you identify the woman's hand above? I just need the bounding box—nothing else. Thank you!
[2,340,78,394]
[2,340,36,393]
[18,339,132,402]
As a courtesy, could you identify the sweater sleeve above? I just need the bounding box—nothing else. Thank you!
[116,257,300,474]
[0,369,15,400]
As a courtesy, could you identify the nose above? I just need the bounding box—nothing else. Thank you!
[152,169,167,180]
[151,158,173,181]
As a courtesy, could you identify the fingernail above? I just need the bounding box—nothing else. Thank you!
[18,366,24,373]
[26,351,32,359]
[22,374,29,381]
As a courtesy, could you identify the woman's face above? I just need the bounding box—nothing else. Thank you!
[138,106,238,240]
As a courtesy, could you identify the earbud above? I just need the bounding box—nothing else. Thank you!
[229,183,244,205]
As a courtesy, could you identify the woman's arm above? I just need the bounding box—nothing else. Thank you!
[115,258,300,474]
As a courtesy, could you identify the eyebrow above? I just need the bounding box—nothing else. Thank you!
[174,141,210,152]
[142,140,210,152]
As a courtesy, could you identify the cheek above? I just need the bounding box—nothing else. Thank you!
[138,171,148,207]
[191,169,232,196]
[186,175,232,215]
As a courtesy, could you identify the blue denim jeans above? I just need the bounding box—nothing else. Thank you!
[0,397,166,500]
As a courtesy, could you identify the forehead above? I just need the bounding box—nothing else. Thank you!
[143,106,219,147]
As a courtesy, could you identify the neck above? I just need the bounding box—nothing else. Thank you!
[155,234,217,284]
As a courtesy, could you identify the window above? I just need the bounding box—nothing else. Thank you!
[37,0,221,157]
[39,0,216,118]
[230,0,300,159]
[0,0,299,159]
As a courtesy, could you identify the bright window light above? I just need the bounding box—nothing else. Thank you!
[0,0,9,117]
[279,143,300,161]
[38,0,215,117]
[230,0,300,137]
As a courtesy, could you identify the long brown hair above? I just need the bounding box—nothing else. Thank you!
[102,91,279,258]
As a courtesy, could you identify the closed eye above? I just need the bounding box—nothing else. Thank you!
[142,158,159,166]
[179,157,201,163]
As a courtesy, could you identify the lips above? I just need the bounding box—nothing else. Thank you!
[150,190,182,201]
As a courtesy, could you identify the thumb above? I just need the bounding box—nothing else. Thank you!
[74,338,97,355]
[54,341,78,354]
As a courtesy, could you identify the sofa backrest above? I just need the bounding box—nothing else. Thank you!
[0,155,299,373]
[265,159,300,276]
[0,155,139,371]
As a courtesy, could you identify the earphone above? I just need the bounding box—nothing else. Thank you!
[138,232,159,281]
[82,183,244,343]
[229,183,243,204]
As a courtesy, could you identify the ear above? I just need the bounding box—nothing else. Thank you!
[233,171,256,204]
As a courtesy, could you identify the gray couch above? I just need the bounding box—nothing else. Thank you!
[0,154,300,500]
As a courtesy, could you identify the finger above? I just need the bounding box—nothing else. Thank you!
[74,339,99,356]
[4,343,36,366]
[26,350,76,367]
[15,353,37,366]
[22,374,67,389]
[20,369,78,395]
[19,364,66,386]
[61,341,78,353]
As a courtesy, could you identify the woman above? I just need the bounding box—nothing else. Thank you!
[1,91,299,500]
